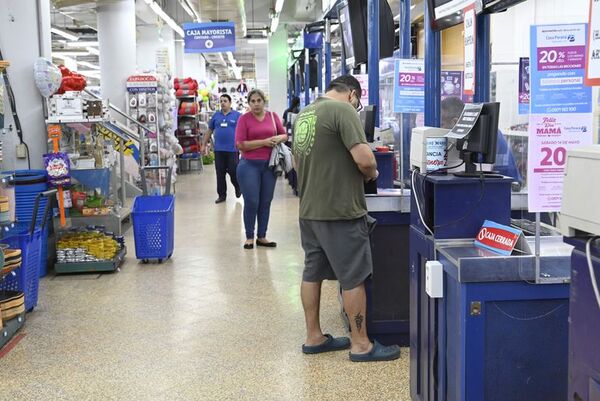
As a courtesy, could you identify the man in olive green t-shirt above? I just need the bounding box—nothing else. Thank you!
[293,75,401,362]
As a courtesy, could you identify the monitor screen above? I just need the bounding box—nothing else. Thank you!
[339,3,356,66]
[428,0,527,31]
[456,102,500,175]
[360,105,376,143]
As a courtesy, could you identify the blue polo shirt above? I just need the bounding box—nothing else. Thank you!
[209,110,241,152]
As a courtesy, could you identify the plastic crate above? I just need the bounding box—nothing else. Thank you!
[131,195,174,261]
[0,223,43,311]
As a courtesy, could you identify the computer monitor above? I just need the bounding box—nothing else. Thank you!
[455,102,500,177]
[338,0,367,68]
[359,105,376,143]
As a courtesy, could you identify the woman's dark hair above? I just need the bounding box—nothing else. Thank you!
[220,94,232,103]
[247,89,266,103]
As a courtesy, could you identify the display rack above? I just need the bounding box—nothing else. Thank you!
[0,60,26,351]
[174,78,203,172]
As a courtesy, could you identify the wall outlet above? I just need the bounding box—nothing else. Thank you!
[425,261,444,298]
[16,143,27,159]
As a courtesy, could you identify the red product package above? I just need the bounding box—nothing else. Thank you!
[56,65,87,94]
[178,101,198,115]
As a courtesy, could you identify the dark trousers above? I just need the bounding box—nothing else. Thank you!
[215,151,240,198]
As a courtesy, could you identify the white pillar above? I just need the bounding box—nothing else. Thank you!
[174,41,184,78]
[137,25,177,75]
[0,0,51,170]
[97,0,136,112]
[182,53,206,80]
[268,28,289,116]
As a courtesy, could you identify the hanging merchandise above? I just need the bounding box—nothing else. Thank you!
[174,77,203,171]
[43,152,71,187]
[46,125,67,226]
[33,58,62,98]
[57,65,86,94]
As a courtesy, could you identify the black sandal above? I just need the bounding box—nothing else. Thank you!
[256,240,277,248]
[243,243,254,249]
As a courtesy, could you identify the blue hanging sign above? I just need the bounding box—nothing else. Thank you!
[529,23,591,114]
[184,22,236,53]
[393,59,425,114]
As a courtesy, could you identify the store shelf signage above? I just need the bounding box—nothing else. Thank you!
[518,57,530,114]
[585,0,600,85]
[393,59,425,114]
[528,23,593,212]
[463,4,476,96]
[126,75,158,93]
[183,22,235,53]
[352,74,369,106]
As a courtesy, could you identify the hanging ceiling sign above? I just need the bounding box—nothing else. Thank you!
[183,22,236,53]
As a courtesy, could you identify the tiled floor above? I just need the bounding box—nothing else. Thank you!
[0,166,410,401]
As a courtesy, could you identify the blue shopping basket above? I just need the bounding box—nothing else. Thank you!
[0,189,55,311]
[131,167,174,263]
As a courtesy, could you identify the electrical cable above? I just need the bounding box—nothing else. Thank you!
[411,168,434,236]
[585,236,600,310]
[0,47,31,169]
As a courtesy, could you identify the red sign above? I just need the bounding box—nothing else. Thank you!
[476,227,518,252]
[474,220,523,255]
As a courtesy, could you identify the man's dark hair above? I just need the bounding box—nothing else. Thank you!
[441,97,464,120]
[220,94,232,103]
[326,75,361,96]
[291,96,300,108]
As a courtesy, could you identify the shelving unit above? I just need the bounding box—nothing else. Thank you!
[0,60,25,351]
[174,79,203,172]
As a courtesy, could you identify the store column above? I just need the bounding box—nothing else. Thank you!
[268,28,288,116]
[97,0,136,113]
[0,0,51,170]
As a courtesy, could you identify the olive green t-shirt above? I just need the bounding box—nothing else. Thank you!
[293,97,368,220]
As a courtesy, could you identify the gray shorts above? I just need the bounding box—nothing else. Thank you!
[300,215,377,290]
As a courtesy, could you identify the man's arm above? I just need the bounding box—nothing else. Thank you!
[349,143,378,181]
[201,128,213,154]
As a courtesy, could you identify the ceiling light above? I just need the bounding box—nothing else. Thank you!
[51,26,79,41]
[86,47,100,56]
[78,61,99,70]
[287,38,295,44]
[394,14,400,21]
[53,51,90,57]
[78,70,101,78]
[275,0,285,13]
[66,41,99,48]
[148,1,184,37]
[411,4,416,10]
[247,39,268,44]
[270,16,280,34]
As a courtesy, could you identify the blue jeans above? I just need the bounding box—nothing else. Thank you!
[236,158,277,239]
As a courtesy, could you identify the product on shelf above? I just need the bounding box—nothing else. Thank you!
[57,229,122,262]
[1,248,22,275]
[0,196,9,223]
[0,291,25,322]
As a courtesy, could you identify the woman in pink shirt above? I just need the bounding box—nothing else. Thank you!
[235,89,288,249]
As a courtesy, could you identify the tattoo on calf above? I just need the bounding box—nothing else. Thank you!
[354,313,364,332]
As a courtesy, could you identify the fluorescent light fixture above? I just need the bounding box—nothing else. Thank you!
[226,51,237,66]
[86,47,100,56]
[78,61,99,70]
[331,24,339,32]
[411,4,416,10]
[78,70,101,78]
[394,14,400,21]
[270,15,280,34]
[395,27,400,33]
[66,41,99,48]
[287,38,295,44]
[247,39,268,44]
[275,0,285,13]
[148,1,185,38]
[53,51,90,57]
[179,0,200,20]
[51,26,79,41]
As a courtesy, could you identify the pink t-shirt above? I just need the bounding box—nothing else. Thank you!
[235,111,286,160]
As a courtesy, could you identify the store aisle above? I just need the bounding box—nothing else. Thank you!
[0,166,409,401]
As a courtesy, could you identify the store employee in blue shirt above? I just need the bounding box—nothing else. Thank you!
[202,94,242,203]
